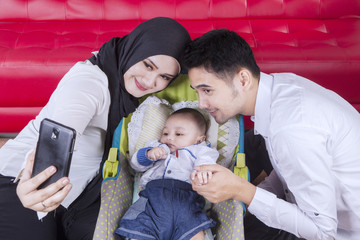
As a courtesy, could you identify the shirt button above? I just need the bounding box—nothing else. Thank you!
[167,170,171,174]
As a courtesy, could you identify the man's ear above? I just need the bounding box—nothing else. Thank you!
[235,69,252,90]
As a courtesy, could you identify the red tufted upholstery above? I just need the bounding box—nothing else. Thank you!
[0,0,359,132]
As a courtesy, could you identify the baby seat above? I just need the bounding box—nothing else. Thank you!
[93,74,249,240]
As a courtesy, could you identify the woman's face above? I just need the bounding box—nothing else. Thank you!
[123,55,180,98]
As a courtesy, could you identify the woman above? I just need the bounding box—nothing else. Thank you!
[0,17,190,240]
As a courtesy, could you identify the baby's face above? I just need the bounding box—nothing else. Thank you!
[160,114,205,153]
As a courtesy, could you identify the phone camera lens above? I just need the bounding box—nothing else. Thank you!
[52,128,60,140]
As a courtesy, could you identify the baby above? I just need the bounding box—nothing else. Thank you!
[116,108,218,240]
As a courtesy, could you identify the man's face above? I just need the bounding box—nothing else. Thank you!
[189,67,242,124]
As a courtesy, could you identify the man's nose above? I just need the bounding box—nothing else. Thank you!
[198,95,208,109]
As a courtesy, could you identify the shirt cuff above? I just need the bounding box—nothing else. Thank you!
[137,147,153,166]
[248,187,277,224]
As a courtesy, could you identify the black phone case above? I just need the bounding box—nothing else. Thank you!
[32,118,76,189]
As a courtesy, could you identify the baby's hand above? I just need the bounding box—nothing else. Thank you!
[191,169,213,185]
[147,147,167,161]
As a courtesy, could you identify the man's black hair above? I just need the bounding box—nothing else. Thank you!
[184,29,260,81]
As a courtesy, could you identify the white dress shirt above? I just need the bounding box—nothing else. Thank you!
[0,60,111,208]
[248,72,360,239]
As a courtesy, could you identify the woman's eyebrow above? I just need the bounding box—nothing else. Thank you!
[147,59,158,69]
[165,73,177,78]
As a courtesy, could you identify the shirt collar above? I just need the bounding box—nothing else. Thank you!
[253,72,273,138]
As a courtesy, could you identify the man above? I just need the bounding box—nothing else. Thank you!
[184,29,360,240]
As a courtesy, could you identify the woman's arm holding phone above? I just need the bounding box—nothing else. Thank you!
[16,151,72,212]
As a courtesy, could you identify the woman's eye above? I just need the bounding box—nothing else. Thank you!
[161,75,171,81]
[204,89,211,94]
[143,61,153,70]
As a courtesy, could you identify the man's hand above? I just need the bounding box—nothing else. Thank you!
[191,164,256,205]
[191,169,213,185]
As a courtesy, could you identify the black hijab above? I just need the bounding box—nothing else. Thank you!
[88,17,191,164]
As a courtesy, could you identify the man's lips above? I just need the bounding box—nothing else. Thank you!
[135,78,147,91]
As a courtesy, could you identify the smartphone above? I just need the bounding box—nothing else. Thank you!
[32,118,76,189]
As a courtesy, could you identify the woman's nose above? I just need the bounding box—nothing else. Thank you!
[143,73,157,89]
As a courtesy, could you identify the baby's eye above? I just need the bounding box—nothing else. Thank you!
[176,133,183,136]
[162,132,168,136]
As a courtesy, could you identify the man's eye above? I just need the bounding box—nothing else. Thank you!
[143,61,153,70]
[204,89,211,94]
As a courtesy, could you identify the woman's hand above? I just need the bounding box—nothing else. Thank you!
[16,151,72,212]
[192,164,256,205]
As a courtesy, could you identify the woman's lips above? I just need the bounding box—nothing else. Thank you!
[135,78,147,91]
